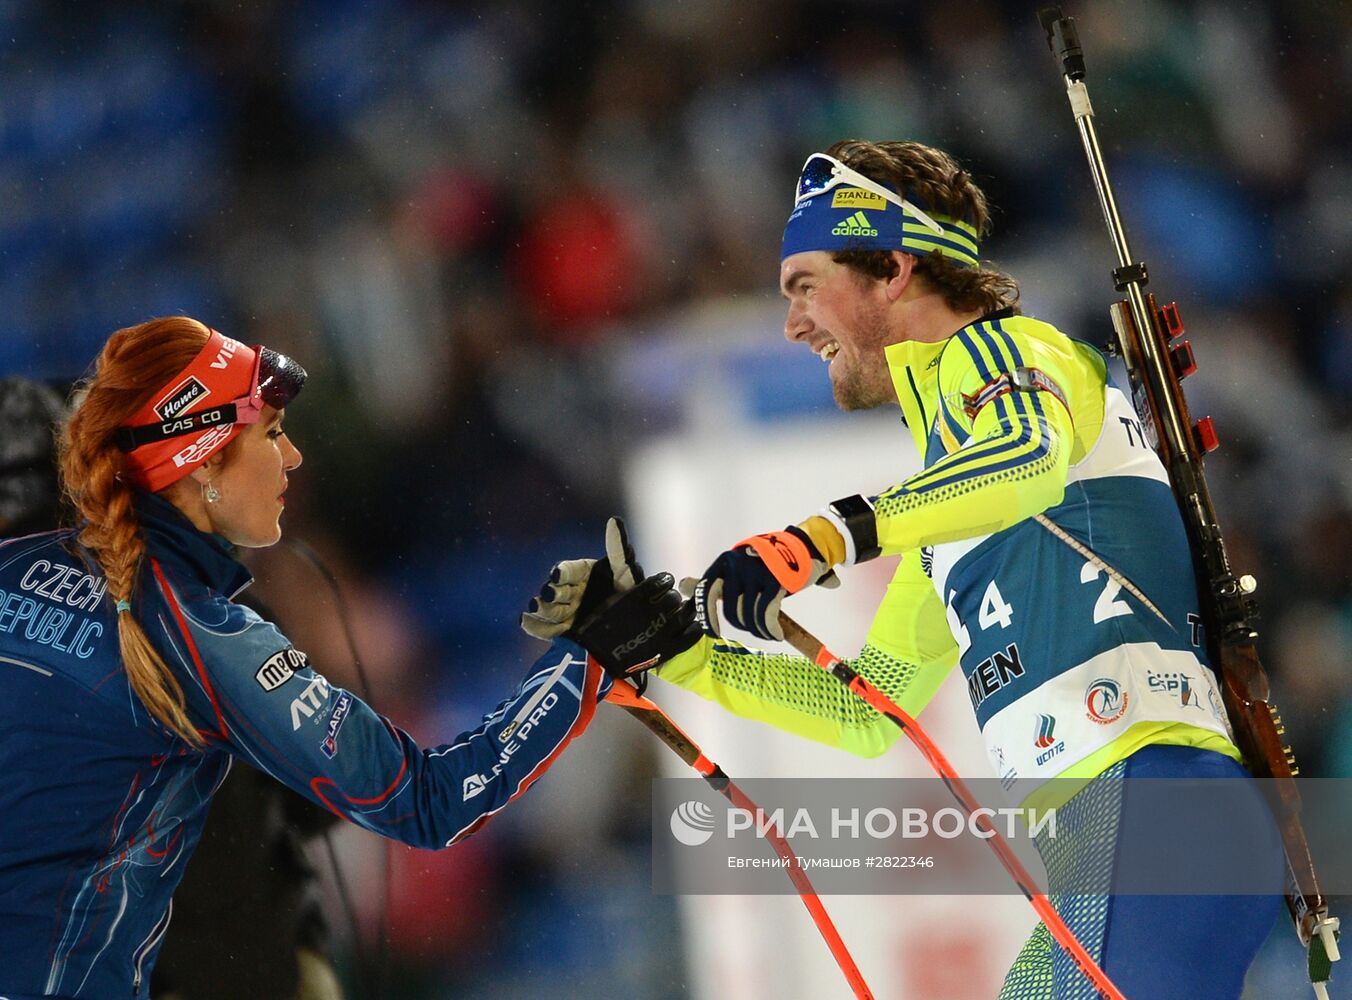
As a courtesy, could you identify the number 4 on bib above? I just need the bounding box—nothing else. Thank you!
[978,580,1014,630]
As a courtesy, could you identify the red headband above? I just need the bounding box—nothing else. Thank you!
[118,330,263,492]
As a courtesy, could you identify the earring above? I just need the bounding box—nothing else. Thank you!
[204,480,221,504]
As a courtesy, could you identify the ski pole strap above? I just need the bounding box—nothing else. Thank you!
[1309,915,1341,1000]
[693,755,722,785]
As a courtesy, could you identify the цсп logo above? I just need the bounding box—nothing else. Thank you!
[1034,714,1057,749]
[670,800,716,846]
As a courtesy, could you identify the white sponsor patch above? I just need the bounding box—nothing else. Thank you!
[290,676,331,729]
[981,642,1229,803]
[255,647,309,691]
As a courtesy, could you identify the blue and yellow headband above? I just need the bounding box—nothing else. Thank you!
[781,153,981,269]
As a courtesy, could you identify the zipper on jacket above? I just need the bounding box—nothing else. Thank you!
[499,651,574,740]
[132,899,173,994]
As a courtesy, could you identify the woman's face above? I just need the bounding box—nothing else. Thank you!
[197,407,302,548]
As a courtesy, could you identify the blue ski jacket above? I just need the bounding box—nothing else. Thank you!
[0,491,610,999]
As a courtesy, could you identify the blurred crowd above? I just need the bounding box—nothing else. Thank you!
[4,0,1351,996]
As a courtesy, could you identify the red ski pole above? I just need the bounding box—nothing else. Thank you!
[604,678,875,999]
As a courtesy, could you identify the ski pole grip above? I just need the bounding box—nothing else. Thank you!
[779,613,856,681]
[606,679,704,766]
[778,612,823,663]
[1038,6,1086,81]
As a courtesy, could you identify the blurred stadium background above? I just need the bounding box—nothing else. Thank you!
[3,0,1351,996]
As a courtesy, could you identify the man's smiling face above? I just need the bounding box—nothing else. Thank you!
[780,251,897,411]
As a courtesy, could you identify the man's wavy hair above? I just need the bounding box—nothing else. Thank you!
[826,139,1020,315]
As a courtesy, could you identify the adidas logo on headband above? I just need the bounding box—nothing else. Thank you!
[831,211,878,238]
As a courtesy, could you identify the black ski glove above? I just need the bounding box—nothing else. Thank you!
[522,517,701,688]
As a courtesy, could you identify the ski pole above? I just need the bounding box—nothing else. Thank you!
[604,678,875,1000]
[777,613,1127,1000]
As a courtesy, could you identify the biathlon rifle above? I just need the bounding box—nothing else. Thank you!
[1036,8,1340,997]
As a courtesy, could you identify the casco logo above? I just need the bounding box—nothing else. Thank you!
[1085,678,1129,725]
[831,211,878,237]
[155,376,210,420]
[670,800,716,846]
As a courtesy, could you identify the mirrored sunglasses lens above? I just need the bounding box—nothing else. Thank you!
[796,156,838,200]
[257,348,307,409]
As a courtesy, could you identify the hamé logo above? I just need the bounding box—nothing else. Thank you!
[155,376,210,420]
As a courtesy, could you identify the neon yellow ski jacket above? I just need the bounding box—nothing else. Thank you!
[659,313,1238,806]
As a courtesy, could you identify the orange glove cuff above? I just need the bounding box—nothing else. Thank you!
[736,530,814,593]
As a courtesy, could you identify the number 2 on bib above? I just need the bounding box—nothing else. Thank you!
[1080,562,1132,623]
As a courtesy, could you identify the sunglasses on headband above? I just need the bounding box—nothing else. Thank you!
[794,153,945,236]
[114,347,306,453]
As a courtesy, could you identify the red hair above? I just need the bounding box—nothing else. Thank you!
[60,317,213,746]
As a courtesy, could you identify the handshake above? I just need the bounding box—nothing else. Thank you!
[520,517,703,688]
[521,515,841,686]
